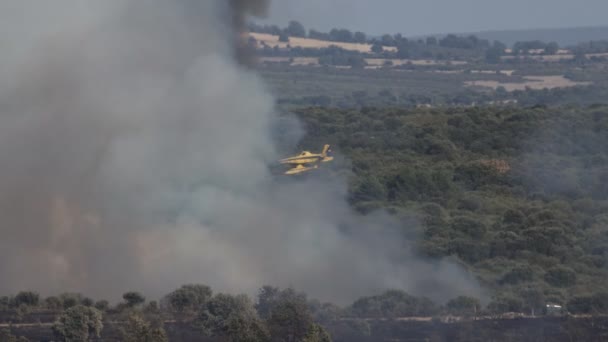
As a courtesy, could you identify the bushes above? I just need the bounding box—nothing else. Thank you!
[567,292,608,314]
[13,292,39,308]
[386,168,454,202]
[446,296,481,316]
[544,266,577,287]
[120,313,168,342]
[499,266,534,285]
[349,290,438,318]
[288,104,608,303]
[52,306,103,342]
[163,284,213,314]
[197,294,269,342]
[450,216,487,239]
[350,175,386,202]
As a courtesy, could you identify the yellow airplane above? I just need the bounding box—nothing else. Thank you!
[279,144,334,175]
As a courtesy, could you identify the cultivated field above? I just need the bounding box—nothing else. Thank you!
[259,57,468,68]
[250,32,397,53]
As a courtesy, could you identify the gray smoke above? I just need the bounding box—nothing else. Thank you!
[0,0,480,304]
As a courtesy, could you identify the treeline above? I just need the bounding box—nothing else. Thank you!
[570,40,608,54]
[276,82,608,109]
[249,21,584,64]
[251,21,504,62]
[0,286,332,342]
[250,21,496,50]
[5,284,608,341]
[291,104,608,315]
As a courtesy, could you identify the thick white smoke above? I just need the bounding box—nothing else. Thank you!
[0,0,480,304]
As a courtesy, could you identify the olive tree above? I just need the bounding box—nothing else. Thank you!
[52,305,103,342]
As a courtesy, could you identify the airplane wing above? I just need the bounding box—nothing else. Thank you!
[284,164,318,175]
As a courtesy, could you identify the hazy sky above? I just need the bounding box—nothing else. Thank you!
[265,0,607,36]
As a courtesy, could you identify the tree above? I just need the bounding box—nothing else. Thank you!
[499,265,534,285]
[370,42,383,54]
[568,292,608,314]
[350,175,386,202]
[81,297,94,307]
[544,266,577,287]
[350,290,438,318]
[197,293,270,342]
[164,284,213,314]
[446,296,480,317]
[308,29,328,41]
[329,28,353,42]
[279,33,289,43]
[59,293,84,309]
[303,324,332,342]
[0,297,9,310]
[255,287,332,342]
[14,291,39,307]
[485,46,503,64]
[120,313,168,342]
[0,328,30,342]
[519,287,545,316]
[123,292,146,308]
[450,216,487,239]
[381,34,396,47]
[487,294,523,314]
[94,300,109,312]
[286,21,306,38]
[46,296,63,311]
[544,41,559,55]
[503,209,525,225]
[397,43,410,59]
[353,31,367,44]
[256,286,281,320]
[266,293,314,342]
[426,36,438,46]
[52,305,103,342]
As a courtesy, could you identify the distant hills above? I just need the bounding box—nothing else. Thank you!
[452,26,608,47]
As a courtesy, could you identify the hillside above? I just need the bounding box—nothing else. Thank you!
[469,26,608,47]
[292,104,608,312]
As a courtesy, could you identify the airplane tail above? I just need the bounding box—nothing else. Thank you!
[321,144,330,157]
[321,144,333,162]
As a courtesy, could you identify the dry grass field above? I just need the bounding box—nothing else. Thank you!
[465,75,592,91]
[250,32,397,53]
[259,57,469,68]
[502,52,608,62]
[365,58,468,67]
[259,57,320,66]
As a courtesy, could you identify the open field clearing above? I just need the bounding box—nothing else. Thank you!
[259,57,468,68]
[471,69,515,76]
[465,75,592,91]
[259,56,320,66]
[250,32,397,53]
[502,52,608,62]
[365,58,468,67]
[504,48,571,55]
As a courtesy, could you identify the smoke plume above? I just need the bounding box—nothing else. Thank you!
[0,0,480,304]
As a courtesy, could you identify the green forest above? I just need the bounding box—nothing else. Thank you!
[4,104,608,341]
[291,104,608,315]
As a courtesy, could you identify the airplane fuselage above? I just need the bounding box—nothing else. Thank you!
[279,156,324,165]
[278,145,334,175]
